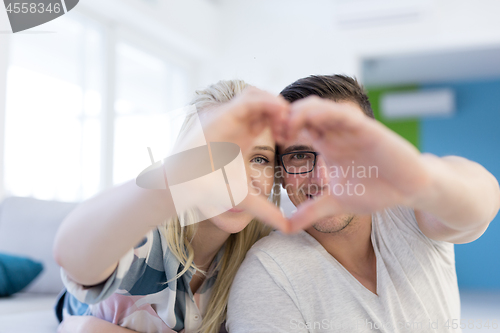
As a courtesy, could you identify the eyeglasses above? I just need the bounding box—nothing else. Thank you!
[278,151,319,175]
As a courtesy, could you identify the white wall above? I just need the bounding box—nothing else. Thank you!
[198,0,500,93]
[79,0,221,57]
[4,0,500,94]
[71,0,500,93]
[199,0,358,92]
[75,0,221,94]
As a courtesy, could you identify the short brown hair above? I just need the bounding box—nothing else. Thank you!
[279,74,374,118]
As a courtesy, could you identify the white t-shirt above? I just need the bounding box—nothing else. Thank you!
[227,206,461,333]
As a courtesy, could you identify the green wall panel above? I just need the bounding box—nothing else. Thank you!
[366,85,421,151]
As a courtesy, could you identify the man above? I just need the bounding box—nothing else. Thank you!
[226,75,500,332]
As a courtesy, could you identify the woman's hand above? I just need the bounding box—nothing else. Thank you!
[58,316,139,333]
[206,88,291,231]
[173,87,292,232]
[198,87,290,153]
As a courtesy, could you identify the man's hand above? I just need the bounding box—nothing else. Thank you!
[285,96,433,232]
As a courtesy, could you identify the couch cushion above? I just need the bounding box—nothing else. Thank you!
[0,197,78,294]
[0,253,44,296]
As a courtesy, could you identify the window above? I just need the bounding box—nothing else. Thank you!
[5,14,104,202]
[3,13,191,202]
[113,42,189,185]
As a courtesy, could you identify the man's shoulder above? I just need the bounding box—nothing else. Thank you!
[247,230,314,260]
[233,231,315,294]
[376,205,455,265]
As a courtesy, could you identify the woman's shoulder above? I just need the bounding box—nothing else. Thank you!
[133,227,167,262]
[116,227,182,293]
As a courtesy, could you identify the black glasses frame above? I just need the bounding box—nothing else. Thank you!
[278,151,319,175]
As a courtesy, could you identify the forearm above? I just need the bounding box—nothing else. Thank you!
[54,179,176,286]
[411,154,500,231]
[58,316,139,333]
[84,318,138,333]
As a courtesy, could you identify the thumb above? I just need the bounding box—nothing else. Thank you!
[288,195,341,233]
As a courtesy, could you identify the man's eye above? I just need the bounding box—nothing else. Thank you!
[292,154,306,160]
[252,157,269,164]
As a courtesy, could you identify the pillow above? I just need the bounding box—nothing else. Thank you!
[0,253,43,297]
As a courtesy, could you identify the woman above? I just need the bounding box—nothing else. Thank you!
[54,80,290,333]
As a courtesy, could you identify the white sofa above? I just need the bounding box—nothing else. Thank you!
[0,196,78,333]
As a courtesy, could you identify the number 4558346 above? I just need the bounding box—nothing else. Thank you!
[6,3,61,14]
[444,319,498,330]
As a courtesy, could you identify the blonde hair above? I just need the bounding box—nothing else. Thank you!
[162,80,280,333]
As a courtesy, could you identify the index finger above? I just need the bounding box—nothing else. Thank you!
[239,191,291,233]
[287,97,363,141]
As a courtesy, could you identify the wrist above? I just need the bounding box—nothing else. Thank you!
[405,153,442,210]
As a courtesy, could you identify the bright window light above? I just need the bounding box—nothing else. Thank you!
[3,13,191,201]
[113,42,189,185]
[4,14,103,202]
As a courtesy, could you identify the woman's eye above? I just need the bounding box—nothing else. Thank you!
[251,157,269,164]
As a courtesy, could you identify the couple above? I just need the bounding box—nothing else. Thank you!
[53,75,500,333]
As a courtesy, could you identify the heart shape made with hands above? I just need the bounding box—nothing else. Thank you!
[243,93,432,233]
[138,90,431,234]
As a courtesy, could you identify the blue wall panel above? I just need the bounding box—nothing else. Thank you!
[421,79,500,289]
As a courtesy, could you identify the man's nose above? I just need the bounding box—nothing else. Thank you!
[309,156,330,186]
